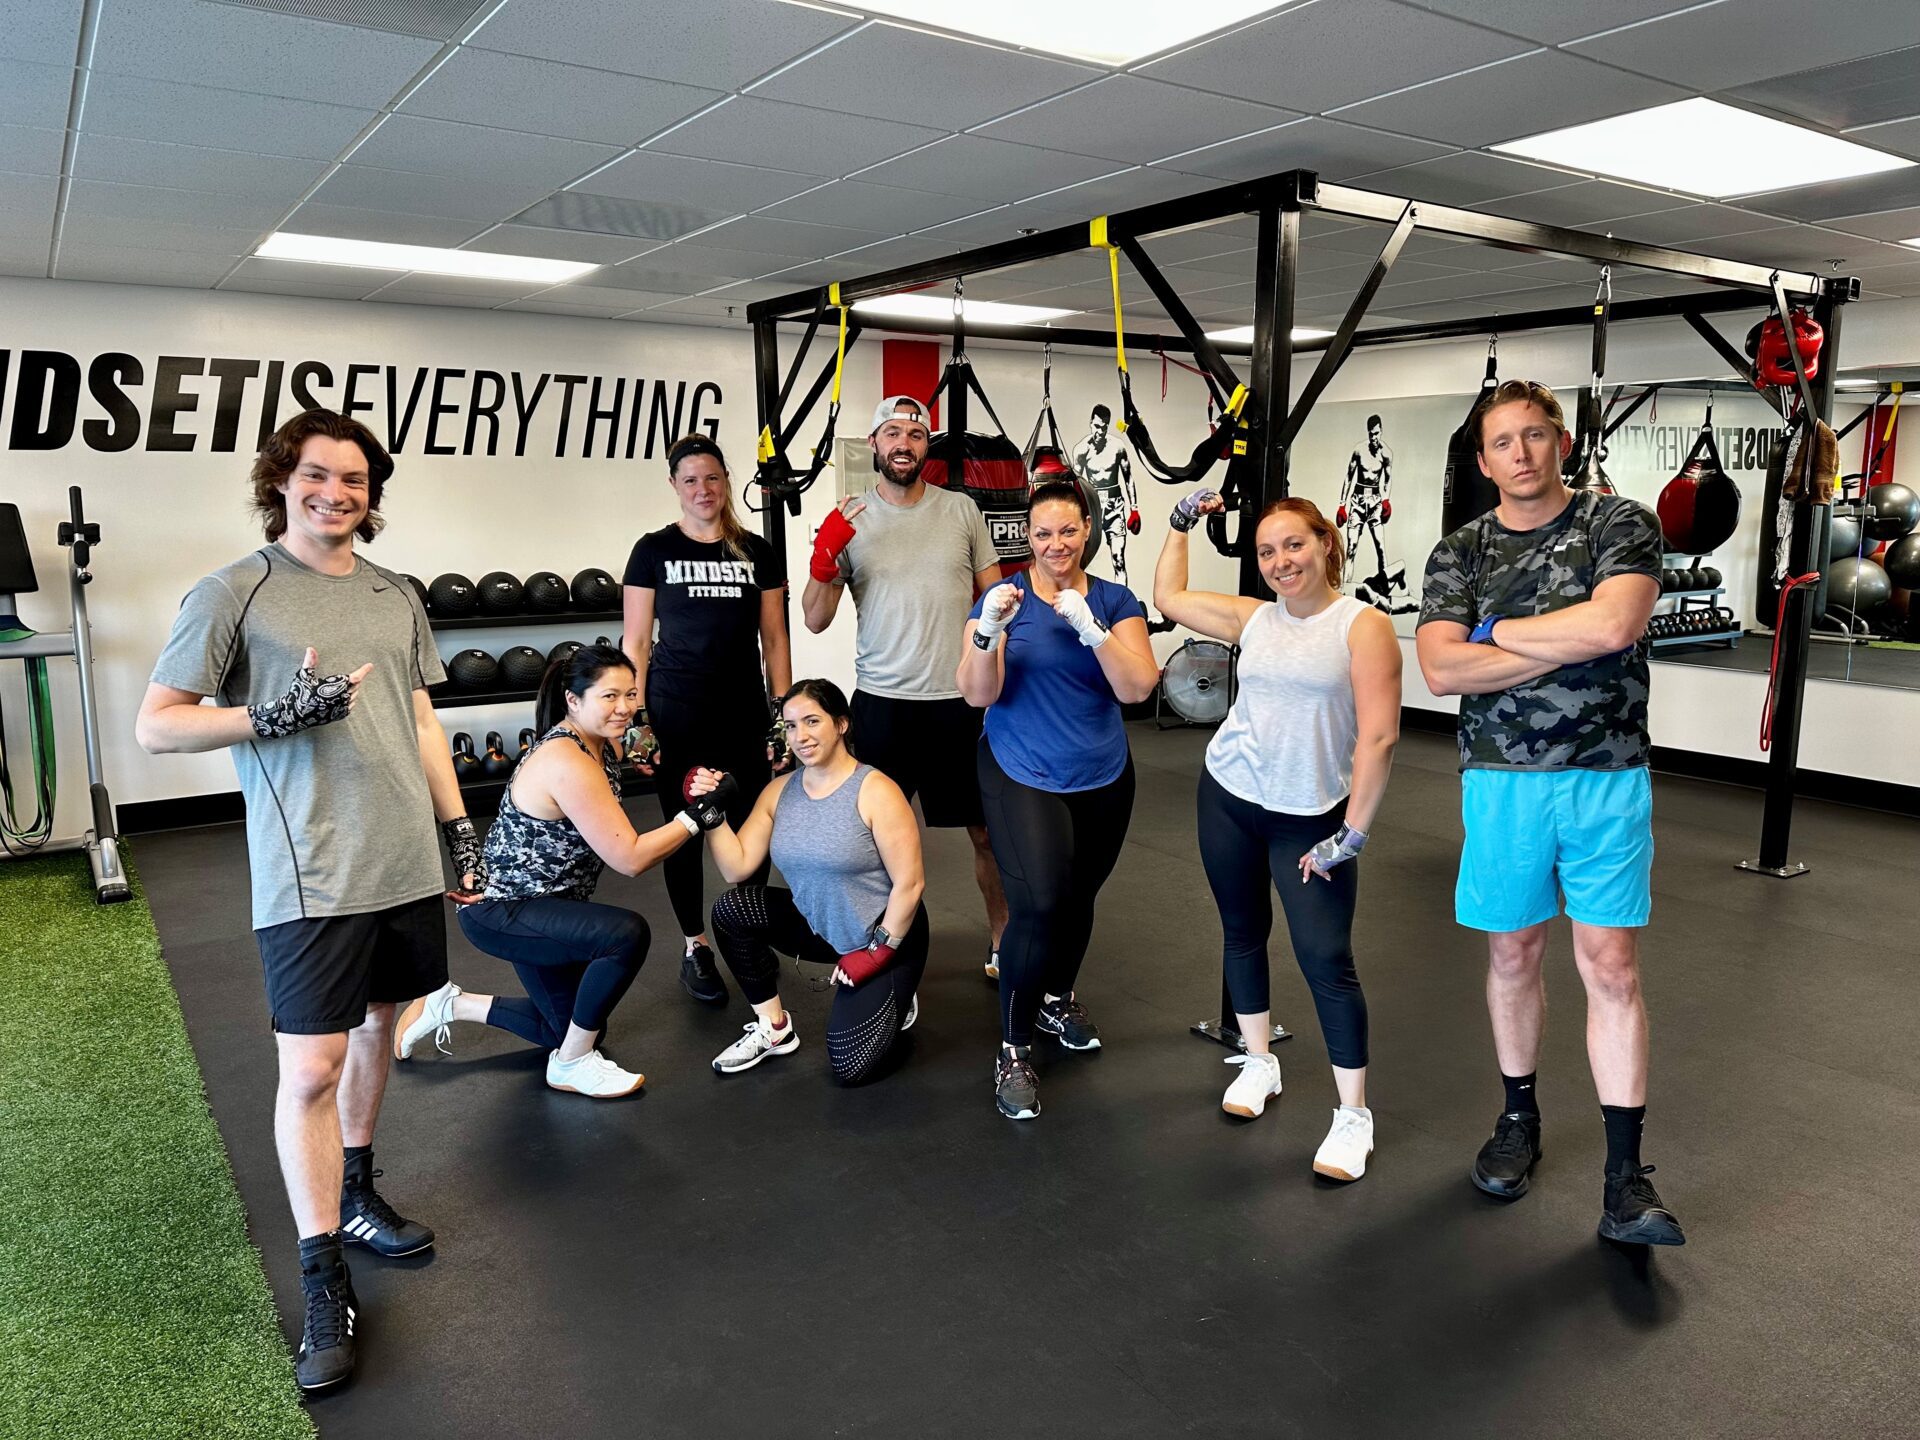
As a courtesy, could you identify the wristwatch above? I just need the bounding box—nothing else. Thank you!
[870,924,895,949]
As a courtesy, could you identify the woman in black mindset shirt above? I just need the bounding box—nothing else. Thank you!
[623,434,791,1007]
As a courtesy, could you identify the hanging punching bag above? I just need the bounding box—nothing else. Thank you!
[1441,346,1502,537]
[1657,399,1741,554]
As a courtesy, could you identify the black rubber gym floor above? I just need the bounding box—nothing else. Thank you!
[139,726,1920,1438]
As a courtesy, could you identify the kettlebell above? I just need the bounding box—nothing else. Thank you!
[451,732,481,777]
[481,731,516,780]
[518,727,535,763]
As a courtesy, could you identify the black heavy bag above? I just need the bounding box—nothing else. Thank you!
[1657,420,1741,554]
[1753,412,1837,627]
[923,353,1031,581]
[1441,347,1502,537]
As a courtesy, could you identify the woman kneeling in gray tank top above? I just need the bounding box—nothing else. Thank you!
[689,678,929,1084]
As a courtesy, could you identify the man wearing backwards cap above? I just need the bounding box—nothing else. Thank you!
[801,396,1008,983]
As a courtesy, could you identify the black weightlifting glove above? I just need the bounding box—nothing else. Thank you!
[440,817,486,892]
[681,770,742,832]
[249,660,355,739]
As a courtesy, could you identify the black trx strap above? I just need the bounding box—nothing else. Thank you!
[754,284,850,515]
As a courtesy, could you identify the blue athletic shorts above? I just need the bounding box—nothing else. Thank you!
[1456,767,1653,932]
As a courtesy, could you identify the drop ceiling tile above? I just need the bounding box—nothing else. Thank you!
[857,134,1115,204]
[595,257,742,291]
[1411,0,1704,44]
[1848,116,1920,163]
[650,96,944,175]
[765,235,965,285]
[1485,180,1696,228]
[372,291,511,309]
[912,203,1082,247]
[1332,49,1687,149]
[1690,225,1884,269]
[287,202,490,248]
[311,164,556,223]
[347,115,620,190]
[80,74,376,160]
[2,0,81,66]
[758,180,984,233]
[495,296,629,317]
[1730,46,1920,132]
[54,243,232,285]
[513,190,729,241]
[1168,116,1454,183]
[752,23,1100,131]
[1737,167,1920,223]
[57,214,262,256]
[63,177,288,229]
[698,215,891,259]
[0,235,48,274]
[72,134,324,202]
[1140,0,1533,112]
[578,151,826,212]
[1821,206,1920,243]
[0,59,73,130]
[365,276,544,301]
[1568,0,1920,90]
[219,274,383,300]
[1601,203,1785,245]
[468,0,856,90]
[612,241,783,278]
[515,283,683,309]
[89,0,441,107]
[463,223,656,264]
[0,124,64,177]
[1035,165,1215,214]
[228,255,416,288]
[402,49,722,145]
[973,74,1296,167]
[1352,150,1579,207]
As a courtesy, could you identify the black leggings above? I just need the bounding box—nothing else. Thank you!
[648,692,770,938]
[978,738,1135,1047]
[709,886,930,1086]
[455,897,650,1049]
[1196,768,1368,1069]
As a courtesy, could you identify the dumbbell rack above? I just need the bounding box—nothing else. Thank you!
[1650,551,1741,650]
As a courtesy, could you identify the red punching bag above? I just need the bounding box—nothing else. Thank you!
[1657,405,1741,554]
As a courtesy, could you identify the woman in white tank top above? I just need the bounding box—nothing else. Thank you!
[1154,491,1402,1183]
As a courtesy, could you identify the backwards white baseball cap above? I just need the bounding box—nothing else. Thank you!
[869,395,932,435]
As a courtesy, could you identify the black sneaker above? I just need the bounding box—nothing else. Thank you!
[1598,1163,1686,1246]
[680,942,728,1006]
[1035,994,1101,1051]
[1470,1111,1542,1199]
[994,1046,1040,1120]
[340,1162,435,1258]
[295,1266,359,1391]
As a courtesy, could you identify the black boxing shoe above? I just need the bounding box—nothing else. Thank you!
[680,942,728,1006]
[1598,1163,1686,1246]
[295,1254,359,1392]
[340,1153,434,1258]
[1470,1111,1542,1199]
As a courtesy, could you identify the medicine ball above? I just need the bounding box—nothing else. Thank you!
[571,567,619,610]
[1699,566,1721,589]
[447,648,500,690]
[1865,482,1920,541]
[1827,556,1892,615]
[524,571,570,613]
[1885,532,1920,590]
[398,573,431,612]
[428,572,478,617]
[499,644,547,690]
[477,570,525,615]
[546,639,583,668]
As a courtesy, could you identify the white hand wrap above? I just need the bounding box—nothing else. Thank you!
[1053,588,1109,649]
[976,583,1021,640]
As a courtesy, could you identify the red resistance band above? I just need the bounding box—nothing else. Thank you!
[1760,571,1821,752]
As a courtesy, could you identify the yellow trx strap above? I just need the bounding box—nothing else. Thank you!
[1091,216,1129,379]
[828,282,848,405]
[757,425,777,464]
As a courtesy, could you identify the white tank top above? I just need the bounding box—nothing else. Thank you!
[1204,595,1365,815]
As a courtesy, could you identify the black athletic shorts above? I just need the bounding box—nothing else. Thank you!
[849,690,985,829]
[255,894,449,1035]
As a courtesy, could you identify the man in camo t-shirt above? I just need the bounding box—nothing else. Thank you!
[1417,379,1684,1249]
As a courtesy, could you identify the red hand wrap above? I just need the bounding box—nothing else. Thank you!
[810,509,858,582]
[836,942,896,986]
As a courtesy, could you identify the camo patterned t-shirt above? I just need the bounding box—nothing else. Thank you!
[1419,490,1662,771]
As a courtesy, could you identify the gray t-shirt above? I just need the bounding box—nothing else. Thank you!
[151,543,447,928]
[836,483,995,700]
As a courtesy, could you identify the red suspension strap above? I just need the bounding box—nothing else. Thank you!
[1759,571,1822,751]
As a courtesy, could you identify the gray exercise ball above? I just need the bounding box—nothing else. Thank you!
[1828,513,1863,561]
[1885,532,1920,590]
[1865,482,1920,541]
[1827,555,1893,614]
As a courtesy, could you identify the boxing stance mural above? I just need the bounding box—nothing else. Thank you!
[1340,413,1416,615]
[1070,404,1141,588]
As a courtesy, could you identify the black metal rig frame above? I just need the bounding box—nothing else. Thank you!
[749,167,1860,916]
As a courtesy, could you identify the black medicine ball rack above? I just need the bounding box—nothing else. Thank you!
[1650,551,1741,650]
[412,566,623,716]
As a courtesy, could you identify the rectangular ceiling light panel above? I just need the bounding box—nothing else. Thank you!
[854,293,1077,323]
[257,232,599,283]
[777,1,1285,66]
[1494,98,1911,198]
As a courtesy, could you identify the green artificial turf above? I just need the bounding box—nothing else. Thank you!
[0,853,313,1440]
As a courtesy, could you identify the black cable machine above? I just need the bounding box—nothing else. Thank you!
[748,169,1855,1043]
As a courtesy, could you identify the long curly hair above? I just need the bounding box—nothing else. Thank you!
[250,408,394,543]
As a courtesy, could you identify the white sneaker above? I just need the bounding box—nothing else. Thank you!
[393,981,460,1060]
[546,1048,645,1098]
[712,1015,800,1074]
[1313,1106,1375,1182]
[1221,1051,1282,1118]
[902,993,919,1033]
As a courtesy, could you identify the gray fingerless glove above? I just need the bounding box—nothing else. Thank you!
[1169,488,1221,533]
[248,662,355,739]
[1306,822,1368,874]
[441,817,486,892]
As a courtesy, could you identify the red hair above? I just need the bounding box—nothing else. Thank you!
[1256,497,1342,589]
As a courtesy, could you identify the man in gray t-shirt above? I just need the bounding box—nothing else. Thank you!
[137,409,481,1391]
[801,395,1007,980]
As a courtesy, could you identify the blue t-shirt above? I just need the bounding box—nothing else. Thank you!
[970,572,1146,793]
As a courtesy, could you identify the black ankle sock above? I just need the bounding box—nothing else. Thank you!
[1501,1071,1539,1118]
[298,1231,343,1278]
[342,1144,372,1191]
[1601,1104,1645,1171]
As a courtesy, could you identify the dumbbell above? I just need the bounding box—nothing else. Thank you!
[451,732,481,777]
[481,732,516,780]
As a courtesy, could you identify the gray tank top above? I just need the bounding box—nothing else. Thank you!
[769,763,892,953]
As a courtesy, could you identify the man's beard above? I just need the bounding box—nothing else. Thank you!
[876,450,926,486]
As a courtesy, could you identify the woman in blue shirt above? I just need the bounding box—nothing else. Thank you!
[958,480,1159,1120]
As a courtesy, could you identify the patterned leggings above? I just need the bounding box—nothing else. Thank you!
[710,885,929,1085]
